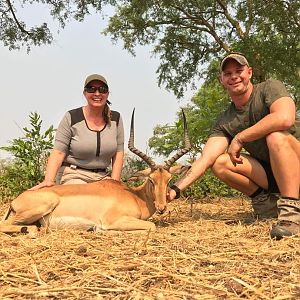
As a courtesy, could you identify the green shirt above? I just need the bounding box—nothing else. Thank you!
[210,79,300,163]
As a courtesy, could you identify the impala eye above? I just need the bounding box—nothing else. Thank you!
[149,178,154,185]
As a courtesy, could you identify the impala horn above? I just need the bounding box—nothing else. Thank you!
[164,109,192,170]
[128,108,157,169]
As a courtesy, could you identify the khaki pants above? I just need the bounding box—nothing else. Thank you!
[56,166,110,185]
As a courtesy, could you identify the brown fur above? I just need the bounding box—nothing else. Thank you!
[1,167,184,233]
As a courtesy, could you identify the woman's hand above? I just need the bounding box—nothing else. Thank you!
[28,180,55,191]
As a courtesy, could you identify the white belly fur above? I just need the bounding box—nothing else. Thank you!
[48,216,98,231]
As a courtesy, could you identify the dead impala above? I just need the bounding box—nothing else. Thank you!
[0,109,191,234]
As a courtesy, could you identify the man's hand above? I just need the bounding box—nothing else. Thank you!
[167,188,177,202]
[28,180,55,191]
[228,135,244,166]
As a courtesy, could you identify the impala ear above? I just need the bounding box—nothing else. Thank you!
[169,164,191,175]
[128,168,152,181]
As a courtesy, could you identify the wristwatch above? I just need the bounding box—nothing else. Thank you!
[170,184,181,199]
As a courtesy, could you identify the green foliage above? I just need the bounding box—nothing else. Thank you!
[0,112,54,200]
[149,124,179,158]
[121,153,148,182]
[183,170,242,199]
[2,1,299,99]
[105,0,300,99]
[0,0,115,51]
[149,77,229,156]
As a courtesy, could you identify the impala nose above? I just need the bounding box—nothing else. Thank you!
[157,207,166,214]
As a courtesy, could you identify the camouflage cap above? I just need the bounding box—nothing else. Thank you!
[84,74,108,88]
[220,53,249,71]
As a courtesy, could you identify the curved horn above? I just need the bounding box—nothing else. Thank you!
[164,109,192,170]
[128,108,157,169]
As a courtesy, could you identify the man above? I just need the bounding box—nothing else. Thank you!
[169,53,300,240]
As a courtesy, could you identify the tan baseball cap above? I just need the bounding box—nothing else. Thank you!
[84,74,108,87]
[220,53,249,71]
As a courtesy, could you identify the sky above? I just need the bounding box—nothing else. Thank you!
[0,8,198,161]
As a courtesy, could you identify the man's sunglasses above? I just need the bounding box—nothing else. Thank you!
[85,86,109,94]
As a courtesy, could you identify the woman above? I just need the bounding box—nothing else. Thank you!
[31,74,124,190]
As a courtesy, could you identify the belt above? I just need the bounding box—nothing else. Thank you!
[62,162,107,173]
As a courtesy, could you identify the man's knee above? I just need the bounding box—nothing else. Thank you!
[266,131,291,151]
[211,153,231,176]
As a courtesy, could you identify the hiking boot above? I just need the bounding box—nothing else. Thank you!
[270,220,300,240]
[251,191,279,220]
[270,198,300,240]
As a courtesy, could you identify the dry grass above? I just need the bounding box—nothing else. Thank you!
[0,197,299,300]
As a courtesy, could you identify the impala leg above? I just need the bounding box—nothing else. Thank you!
[1,205,40,237]
[1,202,46,237]
[0,224,39,237]
[102,216,156,231]
[8,192,60,225]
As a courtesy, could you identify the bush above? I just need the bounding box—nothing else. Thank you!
[121,154,149,187]
[0,112,54,201]
[182,169,242,200]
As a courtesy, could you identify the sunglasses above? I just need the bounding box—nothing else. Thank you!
[85,86,109,94]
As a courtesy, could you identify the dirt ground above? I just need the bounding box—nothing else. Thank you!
[0,197,299,299]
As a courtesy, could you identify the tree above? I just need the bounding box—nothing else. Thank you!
[105,0,300,98]
[0,0,114,51]
[2,1,299,98]
[121,153,148,183]
[149,76,230,157]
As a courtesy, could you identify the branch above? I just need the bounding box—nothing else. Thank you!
[282,0,300,28]
[245,0,254,36]
[216,0,245,38]
[172,5,231,52]
[6,0,31,35]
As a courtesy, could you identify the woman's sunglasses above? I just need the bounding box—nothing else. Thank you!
[85,86,109,94]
